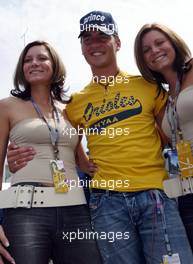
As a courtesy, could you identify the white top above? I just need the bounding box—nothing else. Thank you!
[162,85,193,152]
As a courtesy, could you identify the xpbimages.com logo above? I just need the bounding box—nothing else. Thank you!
[61,179,130,191]
[92,75,130,86]
[62,125,130,139]
[80,23,116,34]
[62,229,130,243]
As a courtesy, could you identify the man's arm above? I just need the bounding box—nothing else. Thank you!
[155,105,169,148]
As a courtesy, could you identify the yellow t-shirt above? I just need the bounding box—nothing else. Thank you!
[66,71,168,191]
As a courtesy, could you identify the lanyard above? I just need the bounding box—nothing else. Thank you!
[153,190,173,256]
[166,78,183,149]
[31,97,60,160]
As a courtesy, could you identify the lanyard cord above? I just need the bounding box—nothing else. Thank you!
[30,97,60,160]
[153,190,173,256]
[166,77,183,149]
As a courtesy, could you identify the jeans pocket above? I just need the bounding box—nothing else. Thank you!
[152,189,178,213]
[89,194,103,220]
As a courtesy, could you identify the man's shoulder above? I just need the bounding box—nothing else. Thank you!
[129,76,158,93]
[65,85,90,112]
[120,71,154,84]
[68,82,95,104]
[126,73,155,86]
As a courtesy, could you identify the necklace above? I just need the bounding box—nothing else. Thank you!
[93,70,120,95]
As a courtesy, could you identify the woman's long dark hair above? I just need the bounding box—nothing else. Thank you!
[11,40,71,103]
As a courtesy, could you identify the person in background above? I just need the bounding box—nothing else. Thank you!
[2,12,193,264]
[0,40,102,264]
[134,22,193,251]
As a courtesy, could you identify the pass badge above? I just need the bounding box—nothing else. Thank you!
[165,148,179,177]
[50,160,69,193]
[176,141,193,177]
[162,253,181,264]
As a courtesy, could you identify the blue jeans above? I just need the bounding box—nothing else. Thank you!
[2,205,102,264]
[89,189,193,264]
[179,194,193,251]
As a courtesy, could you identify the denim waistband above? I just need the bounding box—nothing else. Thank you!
[91,188,148,197]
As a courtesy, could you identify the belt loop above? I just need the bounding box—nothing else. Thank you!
[14,185,21,208]
[28,185,35,208]
[189,177,193,193]
[181,177,193,195]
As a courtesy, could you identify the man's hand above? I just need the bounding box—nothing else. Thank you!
[0,226,15,264]
[88,158,97,178]
[7,143,36,173]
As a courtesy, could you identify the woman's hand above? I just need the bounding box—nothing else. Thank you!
[0,226,15,264]
[7,143,36,173]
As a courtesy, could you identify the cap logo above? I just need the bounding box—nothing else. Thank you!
[83,13,106,24]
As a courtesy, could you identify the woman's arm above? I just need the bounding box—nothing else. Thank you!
[75,137,89,174]
[0,100,15,264]
[75,137,97,177]
[0,100,10,189]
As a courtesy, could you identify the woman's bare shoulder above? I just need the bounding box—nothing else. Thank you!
[0,96,24,116]
[0,96,22,105]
